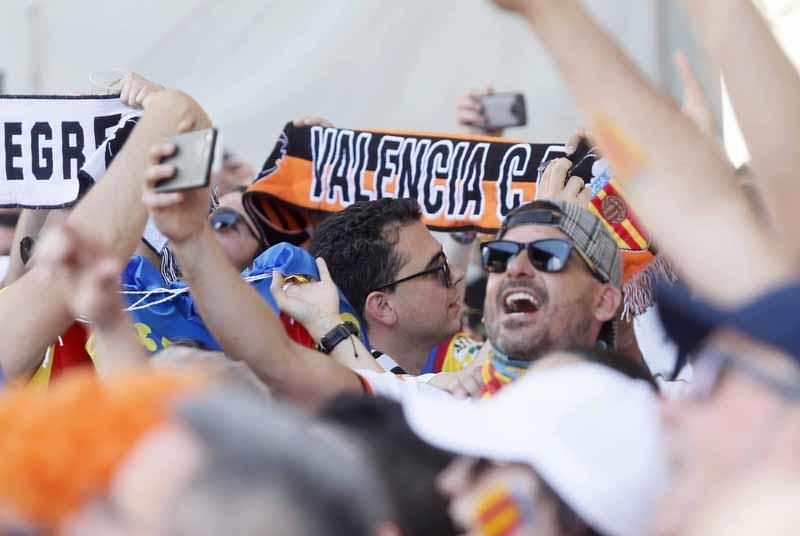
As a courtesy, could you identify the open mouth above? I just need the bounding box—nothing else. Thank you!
[502,291,540,315]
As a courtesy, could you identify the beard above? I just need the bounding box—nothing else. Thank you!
[484,287,595,361]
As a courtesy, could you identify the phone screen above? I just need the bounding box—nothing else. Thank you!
[481,93,527,130]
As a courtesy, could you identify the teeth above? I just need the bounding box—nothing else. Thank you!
[504,292,537,310]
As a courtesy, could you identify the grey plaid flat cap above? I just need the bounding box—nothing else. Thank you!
[497,200,623,287]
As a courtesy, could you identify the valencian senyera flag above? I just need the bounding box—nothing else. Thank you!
[244,123,666,314]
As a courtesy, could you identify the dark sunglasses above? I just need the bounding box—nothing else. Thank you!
[691,348,800,402]
[210,207,261,244]
[481,239,574,274]
[372,254,453,292]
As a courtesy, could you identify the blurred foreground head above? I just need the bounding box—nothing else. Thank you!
[0,369,392,535]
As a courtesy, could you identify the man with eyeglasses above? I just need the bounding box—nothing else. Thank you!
[308,192,622,384]
[309,198,467,375]
[649,283,800,536]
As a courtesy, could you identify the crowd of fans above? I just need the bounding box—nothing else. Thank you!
[1,0,799,534]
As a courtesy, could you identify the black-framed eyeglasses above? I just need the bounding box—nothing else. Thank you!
[210,207,261,244]
[691,347,800,402]
[372,254,453,292]
[481,239,574,275]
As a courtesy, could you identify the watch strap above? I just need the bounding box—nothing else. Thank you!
[316,322,358,354]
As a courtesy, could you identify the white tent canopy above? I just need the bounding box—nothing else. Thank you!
[1,0,709,167]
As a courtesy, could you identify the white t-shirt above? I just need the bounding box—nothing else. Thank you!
[355,369,448,402]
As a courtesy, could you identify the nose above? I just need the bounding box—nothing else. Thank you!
[450,263,466,289]
[505,246,537,279]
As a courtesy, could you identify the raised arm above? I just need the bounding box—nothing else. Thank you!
[141,148,364,408]
[681,0,800,250]
[492,0,794,305]
[33,223,148,378]
[0,85,211,379]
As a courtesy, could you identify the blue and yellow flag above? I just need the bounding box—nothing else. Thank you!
[120,243,371,353]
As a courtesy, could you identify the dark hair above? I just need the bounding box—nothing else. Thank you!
[169,389,392,536]
[567,347,658,391]
[310,199,422,322]
[318,395,458,536]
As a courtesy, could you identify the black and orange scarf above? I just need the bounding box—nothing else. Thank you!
[244,123,663,312]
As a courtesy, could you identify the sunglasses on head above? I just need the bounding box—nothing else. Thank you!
[481,239,574,275]
[372,253,453,292]
[210,207,261,244]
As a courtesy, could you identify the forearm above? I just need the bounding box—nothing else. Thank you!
[0,268,74,379]
[519,0,793,303]
[682,0,800,249]
[172,228,361,405]
[0,92,212,380]
[91,310,148,378]
[303,313,384,372]
[68,90,211,263]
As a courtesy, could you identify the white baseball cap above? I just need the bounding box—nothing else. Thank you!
[404,362,668,536]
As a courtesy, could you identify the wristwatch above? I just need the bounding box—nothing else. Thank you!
[316,322,359,354]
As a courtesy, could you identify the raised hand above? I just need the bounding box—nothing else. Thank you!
[118,72,165,109]
[33,223,124,327]
[271,257,342,340]
[141,142,211,245]
[456,86,504,137]
[536,157,593,205]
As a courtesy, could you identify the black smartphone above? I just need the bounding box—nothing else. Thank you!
[566,137,596,182]
[480,93,527,131]
[154,127,218,193]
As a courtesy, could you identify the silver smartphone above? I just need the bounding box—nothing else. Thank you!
[154,127,218,193]
[481,93,527,131]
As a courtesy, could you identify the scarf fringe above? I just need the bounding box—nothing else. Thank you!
[622,255,677,319]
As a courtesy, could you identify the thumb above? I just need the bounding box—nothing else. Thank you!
[315,257,332,283]
[270,269,285,298]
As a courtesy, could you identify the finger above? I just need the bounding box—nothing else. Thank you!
[148,142,176,164]
[144,164,177,187]
[304,116,333,128]
[550,157,572,181]
[536,158,555,199]
[457,109,486,127]
[177,118,196,133]
[460,375,483,398]
[565,130,588,155]
[316,257,332,283]
[577,185,593,205]
[133,86,149,106]
[564,176,585,198]
[142,191,184,209]
[119,78,132,103]
[270,269,286,302]
[484,85,495,95]
[451,384,469,400]
[456,95,482,112]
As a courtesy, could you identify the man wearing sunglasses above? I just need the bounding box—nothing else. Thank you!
[209,190,267,272]
[654,283,800,536]
[473,199,623,394]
